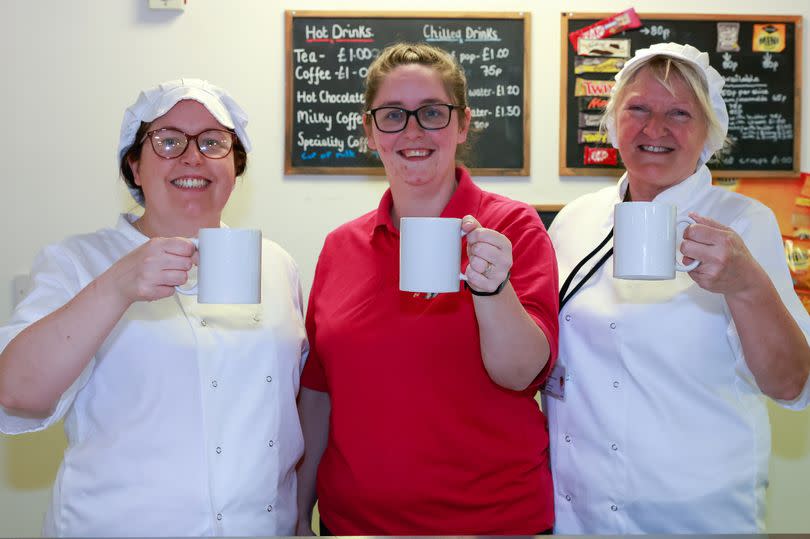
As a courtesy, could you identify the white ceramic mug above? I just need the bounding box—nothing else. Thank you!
[399,217,468,293]
[176,228,262,303]
[613,202,700,280]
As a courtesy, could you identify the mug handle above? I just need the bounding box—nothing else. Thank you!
[175,238,199,295]
[459,226,469,281]
[675,217,700,272]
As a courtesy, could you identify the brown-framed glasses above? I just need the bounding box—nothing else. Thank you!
[141,127,236,159]
[365,103,463,133]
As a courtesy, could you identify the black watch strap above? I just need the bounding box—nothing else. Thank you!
[465,271,511,296]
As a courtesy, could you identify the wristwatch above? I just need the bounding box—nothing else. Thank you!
[466,271,511,296]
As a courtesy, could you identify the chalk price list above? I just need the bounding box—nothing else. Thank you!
[719,70,794,167]
[291,20,524,167]
[293,34,371,163]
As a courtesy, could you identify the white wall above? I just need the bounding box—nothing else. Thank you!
[1,0,809,535]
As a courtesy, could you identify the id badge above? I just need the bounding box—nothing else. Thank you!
[540,363,566,401]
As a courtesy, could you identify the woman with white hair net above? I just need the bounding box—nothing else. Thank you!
[545,43,810,533]
[0,79,307,536]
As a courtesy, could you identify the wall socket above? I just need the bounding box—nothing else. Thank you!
[148,0,186,10]
[12,274,30,307]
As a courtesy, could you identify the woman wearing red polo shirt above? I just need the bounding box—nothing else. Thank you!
[296,43,559,535]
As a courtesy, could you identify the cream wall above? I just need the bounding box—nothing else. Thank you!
[1,0,809,535]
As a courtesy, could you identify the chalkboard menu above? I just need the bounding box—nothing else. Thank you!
[560,13,802,178]
[534,204,564,230]
[285,11,529,175]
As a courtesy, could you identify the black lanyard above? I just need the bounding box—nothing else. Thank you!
[559,228,614,312]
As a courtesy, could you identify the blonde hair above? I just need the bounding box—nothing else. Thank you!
[602,56,726,156]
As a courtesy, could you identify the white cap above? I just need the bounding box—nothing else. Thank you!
[605,42,728,167]
[118,78,251,205]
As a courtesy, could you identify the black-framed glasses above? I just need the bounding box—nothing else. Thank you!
[141,128,236,159]
[365,104,463,133]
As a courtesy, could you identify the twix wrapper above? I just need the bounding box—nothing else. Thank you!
[578,130,608,145]
[574,77,615,97]
[577,38,631,58]
[584,146,618,166]
[569,9,642,51]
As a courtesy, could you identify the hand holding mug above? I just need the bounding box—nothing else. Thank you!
[462,215,513,293]
[681,213,762,295]
[110,237,197,303]
[398,216,512,295]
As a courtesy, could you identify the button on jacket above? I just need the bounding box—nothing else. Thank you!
[0,215,308,537]
[546,166,810,534]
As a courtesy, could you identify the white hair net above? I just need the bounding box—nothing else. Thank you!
[604,42,728,167]
[118,78,251,206]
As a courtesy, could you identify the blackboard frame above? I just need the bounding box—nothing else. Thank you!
[534,204,563,230]
[285,10,531,176]
[559,12,803,179]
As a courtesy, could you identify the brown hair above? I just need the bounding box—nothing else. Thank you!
[119,121,248,204]
[363,42,473,163]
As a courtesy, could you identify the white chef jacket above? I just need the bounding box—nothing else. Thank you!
[0,214,308,537]
[545,166,810,534]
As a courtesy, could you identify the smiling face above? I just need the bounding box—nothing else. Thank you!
[364,63,470,196]
[614,68,708,201]
[129,99,237,236]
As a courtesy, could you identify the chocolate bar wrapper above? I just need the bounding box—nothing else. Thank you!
[574,77,615,97]
[578,96,609,113]
[584,146,618,165]
[578,38,631,58]
[569,9,642,50]
[574,56,625,74]
[578,130,608,145]
[578,112,603,128]
[799,172,810,198]
[785,238,810,291]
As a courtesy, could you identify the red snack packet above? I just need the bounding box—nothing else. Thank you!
[584,146,618,165]
[578,96,609,112]
[797,290,810,314]
[569,8,642,51]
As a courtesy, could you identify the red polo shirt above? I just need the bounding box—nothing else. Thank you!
[302,167,559,535]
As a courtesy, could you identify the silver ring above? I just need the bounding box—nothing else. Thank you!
[484,262,494,277]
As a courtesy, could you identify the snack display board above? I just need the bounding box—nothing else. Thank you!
[714,174,810,312]
[560,13,802,178]
[285,11,530,175]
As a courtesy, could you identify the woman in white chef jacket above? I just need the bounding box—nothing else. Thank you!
[546,43,810,534]
[0,79,307,537]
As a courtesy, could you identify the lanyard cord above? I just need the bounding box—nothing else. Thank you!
[559,228,614,312]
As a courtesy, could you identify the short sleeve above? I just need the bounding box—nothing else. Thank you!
[0,245,97,434]
[281,247,310,375]
[296,272,311,377]
[300,243,329,393]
